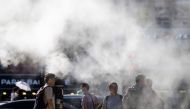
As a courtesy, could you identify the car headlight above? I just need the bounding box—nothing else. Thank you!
[32,92,36,96]
[3,92,7,95]
[22,92,27,96]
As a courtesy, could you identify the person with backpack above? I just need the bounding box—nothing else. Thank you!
[102,82,123,109]
[81,83,98,109]
[33,73,56,109]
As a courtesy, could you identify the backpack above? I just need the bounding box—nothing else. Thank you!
[87,94,102,109]
[33,86,50,109]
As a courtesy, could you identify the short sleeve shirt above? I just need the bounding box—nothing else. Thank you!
[103,94,122,109]
[81,93,98,109]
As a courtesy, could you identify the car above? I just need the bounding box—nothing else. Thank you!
[0,99,35,109]
[0,94,104,109]
[63,94,82,109]
[0,95,82,109]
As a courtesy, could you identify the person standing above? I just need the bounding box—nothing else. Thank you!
[123,74,146,109]
[103,82,122,109]
[10,87,19,101]
[81,83,98,109]
[144,79,164,109]
[33,73,56,109]
[12,89,24,101]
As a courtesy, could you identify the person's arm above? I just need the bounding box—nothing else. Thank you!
[119,95,123,109]
[45,87,54,109]
[47,99,54,109]
[83,103,88,109]
[82,96,88,109]
[102,96,107,109]
[122,91,129,109]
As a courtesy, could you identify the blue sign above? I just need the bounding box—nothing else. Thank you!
[0,74,43,89]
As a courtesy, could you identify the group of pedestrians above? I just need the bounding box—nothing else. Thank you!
[122,75,164,109]
[81,74,164,109]
[33,73,164,109]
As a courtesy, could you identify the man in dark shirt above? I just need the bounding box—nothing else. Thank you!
[123,74,146,109]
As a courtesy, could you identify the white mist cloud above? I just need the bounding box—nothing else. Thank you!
[45,52,72,76]
[0,0,190,99]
